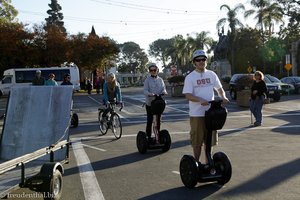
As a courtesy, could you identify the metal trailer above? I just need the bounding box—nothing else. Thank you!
[0,86,74,200]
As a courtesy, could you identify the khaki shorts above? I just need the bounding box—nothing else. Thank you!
[190,117,218,147]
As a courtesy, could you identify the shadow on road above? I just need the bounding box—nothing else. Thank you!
[223,157,300,197]
[139,183,222,200]
[64,151,162,176]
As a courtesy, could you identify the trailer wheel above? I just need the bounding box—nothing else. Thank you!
[71,113,79,127]
[43,170,63,200]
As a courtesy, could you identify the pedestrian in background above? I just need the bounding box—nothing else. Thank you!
[250,70,268,127]
[44,73,58,86]
[32,70,45,85]
[61,74,73,85]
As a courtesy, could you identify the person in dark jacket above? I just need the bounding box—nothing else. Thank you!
[250,71,268,126]
[61,74,73,85]
[32,70,45,85]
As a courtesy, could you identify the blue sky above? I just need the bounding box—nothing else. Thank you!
[11,0,257,51]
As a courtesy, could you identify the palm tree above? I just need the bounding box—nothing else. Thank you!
[244,0,283,36]
[217,3,245,34]
[261,3,284,36]
[216,3,245,74]
[188,31,213,52]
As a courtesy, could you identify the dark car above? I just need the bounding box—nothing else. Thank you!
[280,76,300,94]
[265,74,295,94]
[229,74,281,101]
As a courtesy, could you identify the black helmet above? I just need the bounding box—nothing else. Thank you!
[64,73,70,78]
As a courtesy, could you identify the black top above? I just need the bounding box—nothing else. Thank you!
[251,80,267,100]
[61,81,73,85]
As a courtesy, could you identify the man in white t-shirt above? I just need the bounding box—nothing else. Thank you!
[182,49,229,165]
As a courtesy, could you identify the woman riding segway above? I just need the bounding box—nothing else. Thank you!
[136,63,171,154]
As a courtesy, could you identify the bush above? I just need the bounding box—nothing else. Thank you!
[236,74,254,91]
[221,76,231,84]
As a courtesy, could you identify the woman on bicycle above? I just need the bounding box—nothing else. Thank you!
[102,73,122,120]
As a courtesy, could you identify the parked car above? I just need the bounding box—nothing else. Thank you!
[280,76,300,94]
[265,74,295,94]
[229,74,281,101]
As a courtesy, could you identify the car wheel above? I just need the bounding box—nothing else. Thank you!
[273,93,281,102]
[230,89,237,100]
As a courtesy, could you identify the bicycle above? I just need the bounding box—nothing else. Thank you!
[98,101,123,139]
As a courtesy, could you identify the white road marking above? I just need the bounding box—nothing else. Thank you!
[172,171,180,175]
[87,95,130,121]
[73,140,105,200]
[81,143,107,152]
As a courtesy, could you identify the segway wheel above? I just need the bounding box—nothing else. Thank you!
[71,113,79,127]
[159,129,171,152]
[136,131,148,154]
[179,155,198,188]
[213,152,232,185]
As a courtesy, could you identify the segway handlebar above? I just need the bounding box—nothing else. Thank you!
[208,99,223,104]
[148,93,166,97]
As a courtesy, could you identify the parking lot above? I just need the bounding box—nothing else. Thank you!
[1,87,300,199]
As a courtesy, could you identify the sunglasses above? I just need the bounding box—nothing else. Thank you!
[194,58,207,62]
[149,69,157,72]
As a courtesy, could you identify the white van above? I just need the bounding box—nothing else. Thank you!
[0,65,81,96]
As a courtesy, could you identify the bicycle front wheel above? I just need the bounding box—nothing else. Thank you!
[111,113,122,139]
[98,110,108,135]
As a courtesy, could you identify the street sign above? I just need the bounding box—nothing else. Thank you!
[247,66,252,73]
[284,63,292,71]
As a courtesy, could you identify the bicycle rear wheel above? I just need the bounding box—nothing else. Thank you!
[98,110,108,135]
[111,113,122,139]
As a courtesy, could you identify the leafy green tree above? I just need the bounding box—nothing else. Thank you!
[233,28,263,73]
[0,0,18,23]
[117,42,148,73]
[149,39,173,69]
[276,0,300,46]
[45,0,66,32]
[168,35,187,67]
[0,22,33,74]
[244,0,284,72]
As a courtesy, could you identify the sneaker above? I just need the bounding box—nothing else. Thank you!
[254,122,261,127]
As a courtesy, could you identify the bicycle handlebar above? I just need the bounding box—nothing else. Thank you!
[106,101,124,111]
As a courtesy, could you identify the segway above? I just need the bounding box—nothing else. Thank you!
[179,99,232,188]
[136,95,171,154]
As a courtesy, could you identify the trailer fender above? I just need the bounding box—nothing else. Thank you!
[40,162,64,178]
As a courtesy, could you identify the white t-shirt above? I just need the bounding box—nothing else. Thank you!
[182,69,222,117]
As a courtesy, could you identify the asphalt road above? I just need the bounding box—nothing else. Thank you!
[2,87,300,200]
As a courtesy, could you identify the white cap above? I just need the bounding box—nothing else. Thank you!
[192,50,207,60]
[147,63,157,69]
[36,70,41,73]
